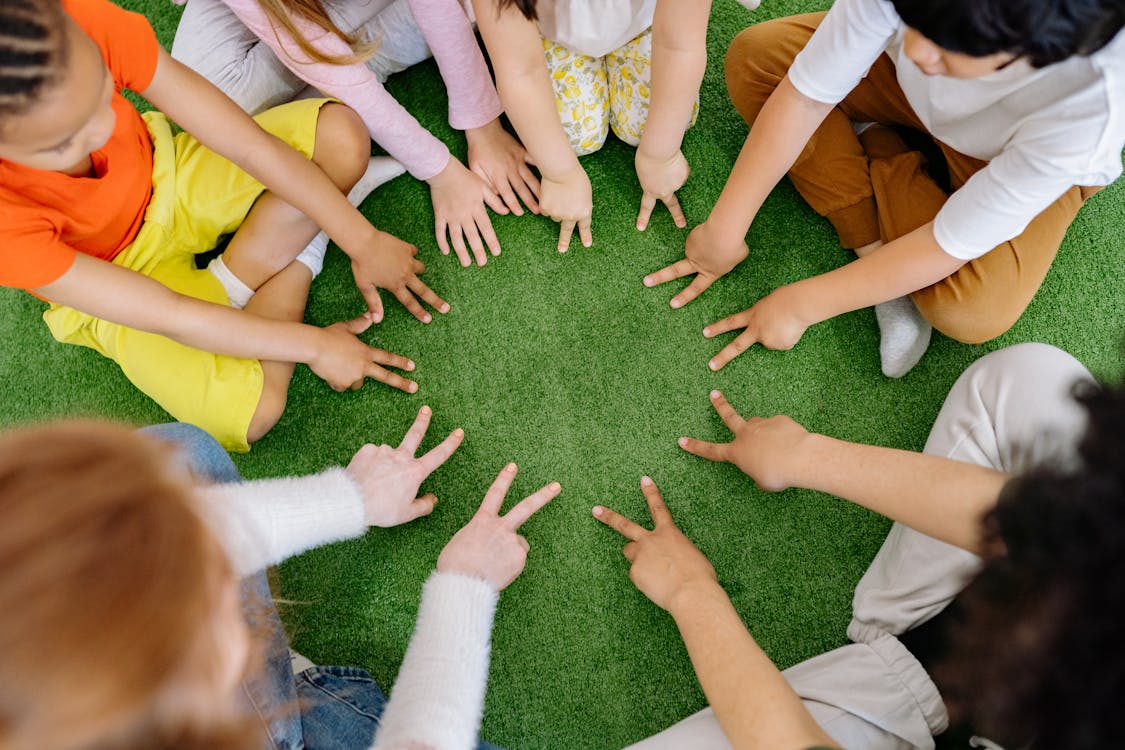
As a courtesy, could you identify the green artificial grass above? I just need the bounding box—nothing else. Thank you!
[2,1,1123,747]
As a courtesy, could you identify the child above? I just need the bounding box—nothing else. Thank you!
[172,0,542,267]
[644,0,1125,377]
[472,0,759,252]
[0,410,559,748]
[0,0,448,451]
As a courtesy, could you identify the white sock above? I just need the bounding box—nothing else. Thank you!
[348,155,406,208]
[207,256,254,309]
[295,233,329,278]
[289,649,315,676]
[875,296,933,378]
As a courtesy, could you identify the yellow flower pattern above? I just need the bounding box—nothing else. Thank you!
[543,28,699,155]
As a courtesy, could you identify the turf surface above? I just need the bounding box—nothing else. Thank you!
[1,1,1123,747]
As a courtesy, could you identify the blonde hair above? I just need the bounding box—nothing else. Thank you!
[0,422,260,750]
[257,0,378,66]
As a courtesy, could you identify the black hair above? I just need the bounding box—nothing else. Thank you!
[0,0,68,122]
[936,378,1125,748]
[497,0,538,21]
[891,0,1125,67]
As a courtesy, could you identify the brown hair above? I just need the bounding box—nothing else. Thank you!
[257,0,378,66]
[0,422,261,750]
[497,0,538,20]
[0,0,69,122]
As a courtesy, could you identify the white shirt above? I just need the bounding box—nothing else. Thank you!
[535,0,657,57]
[788,0,1125,260]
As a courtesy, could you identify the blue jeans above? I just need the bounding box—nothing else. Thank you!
[142,424,501,750]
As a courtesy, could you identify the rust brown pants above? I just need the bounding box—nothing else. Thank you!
[724,13,1099,343]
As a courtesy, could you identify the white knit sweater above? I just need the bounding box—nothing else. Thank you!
[199,471,499,750]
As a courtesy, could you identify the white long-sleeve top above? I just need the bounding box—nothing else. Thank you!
[199,470,498,750]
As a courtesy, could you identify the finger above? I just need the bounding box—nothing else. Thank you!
[636,192,657,231]
[417,427,465,474]
[497,176,524,216]
[391,287,432,324]
[709,390,746,431]
[502,481,561,530]
[642,258,695,288]
[450,226,471,268]
[703,310,750,338]
[676,436,727,462]
[517,535,530,553]
[557,221,576,253]
[463,221,488,267]
[669,273,715,309]
[362,287,385,324]
[397,404,433,454]
[413,258,426,274]
[623,541,638,562]
[578,217,592,248]
[341,313,374,336]
[407,277,451,315]
[517,164,542,207]
[591,505,647,541]
[479,462,517,516]
[477,211,502,257]
[407,493,438,520]
[662,193,687,229]
[369,348,416,372]
[639,476,673,527]
[436,220,451,257]
[365,362,418,393]
[709,331,758,372]
[481,182,510,215]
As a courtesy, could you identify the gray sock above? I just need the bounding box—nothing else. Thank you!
[875,296,932,378]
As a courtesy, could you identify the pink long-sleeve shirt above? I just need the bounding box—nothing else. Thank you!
[224,0,503,180]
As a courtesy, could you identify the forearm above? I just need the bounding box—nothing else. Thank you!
[637,1,709,159]
[795,433,1007,553]
[670,581,839,750]
[707,76,833,247]
[789,223,965,325]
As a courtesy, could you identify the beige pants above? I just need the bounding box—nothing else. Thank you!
[723,14,1100,344]
[626,343,1094,750]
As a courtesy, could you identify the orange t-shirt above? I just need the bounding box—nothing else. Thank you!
[0,0,159,290]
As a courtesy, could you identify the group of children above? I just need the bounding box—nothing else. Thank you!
[0,0,1123,747]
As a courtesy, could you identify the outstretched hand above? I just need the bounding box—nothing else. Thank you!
[635,149,689,231]
[540,165,593,253]
[429,156,505,267]
[311,315,418,393]
[467,119,542,220]
[678,390,812,492]
[437,463,561,591]
[592,476,717,612]
[346,405,465,527]
[643,221,748,309]
[702,286,810,370]
[349,229,450,323]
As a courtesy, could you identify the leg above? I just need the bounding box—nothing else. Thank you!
[325,0,433,83]
[171,0,304,114]
[607,27,697,146]
[544,38,610,155]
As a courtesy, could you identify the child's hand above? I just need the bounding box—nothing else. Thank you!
[428,157,504,267]
[678,391,812,492]
[703,285,811,370]
[635,148,689,231]
[643,221,749,308]
[592,476,718,613]
[540,164,593,253]
[437,463,561,591]
[310,315,419,392]
[466,119,541,217]
[349,230,449,323]
[346,405,465,527]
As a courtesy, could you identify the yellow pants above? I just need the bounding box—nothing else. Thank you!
[544,28,699,155]
[43,98,328,452]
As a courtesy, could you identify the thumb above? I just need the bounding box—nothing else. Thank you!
[363,287,385,324]
[409,493,438,520]
[340,313,374,336]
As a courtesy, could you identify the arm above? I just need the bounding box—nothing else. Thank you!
[472,0,592,251]
[633,0,712,230]
[35,254,417,392]
[680,391,1008,554]
[594,478,839,749]
[141,46,446,320]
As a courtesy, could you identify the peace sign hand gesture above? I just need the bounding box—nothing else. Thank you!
[437,463,561,591]
[677,390,813,492]
[592,476,717,612]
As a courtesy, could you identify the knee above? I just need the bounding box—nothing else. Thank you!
[312,103,371,191]
[912,289,1021,345]
[724,22,793,124]
[246,382,288,445]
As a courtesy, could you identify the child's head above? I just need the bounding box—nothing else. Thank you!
[0,422,258,750]
[0,0,116,171]
[892,0,1124,72]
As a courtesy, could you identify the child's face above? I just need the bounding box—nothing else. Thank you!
[903,28,1018,79]
[0,19,116,174]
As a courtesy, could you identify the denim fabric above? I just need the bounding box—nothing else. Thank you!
[141,423,505,750]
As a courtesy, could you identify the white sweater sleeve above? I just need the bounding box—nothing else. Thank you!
[371,572,500,750]
[198,468,368,577]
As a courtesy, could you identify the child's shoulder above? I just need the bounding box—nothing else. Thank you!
[62,0,161,94]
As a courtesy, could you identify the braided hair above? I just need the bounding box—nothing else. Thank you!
[0,0,68,123]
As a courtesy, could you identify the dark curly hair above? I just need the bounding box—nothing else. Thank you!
[935,379,1125,748]
[891,0,1125,67]
[0,0,68,122]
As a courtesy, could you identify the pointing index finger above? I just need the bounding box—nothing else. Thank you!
[397,405,432,454]
[502,481,562,530]
[592,505,647,541]
[479,462,517,516]
[640,476,673,527]
[709,390,746,432]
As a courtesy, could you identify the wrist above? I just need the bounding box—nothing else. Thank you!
[667,576,726,620]
[465,118,503,144]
